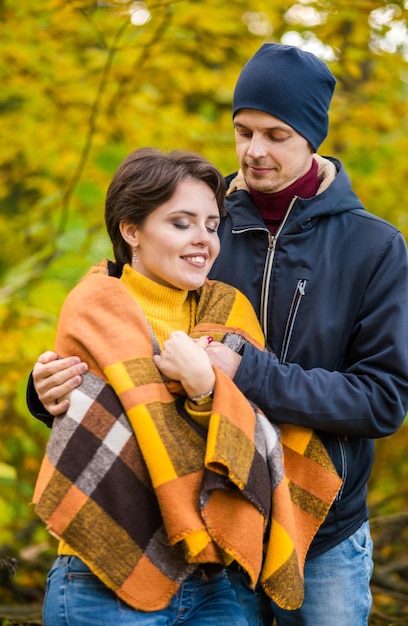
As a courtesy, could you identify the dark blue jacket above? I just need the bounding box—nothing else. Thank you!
[209,156,408,558]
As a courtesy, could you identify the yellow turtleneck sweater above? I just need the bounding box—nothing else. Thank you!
[58,264,209,556]
[120,264,211,418]
[120,264,196,348]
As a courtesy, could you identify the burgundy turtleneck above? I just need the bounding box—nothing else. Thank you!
[248,158,319,234]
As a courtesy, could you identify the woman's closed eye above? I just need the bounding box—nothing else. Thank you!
[173,221,219,233]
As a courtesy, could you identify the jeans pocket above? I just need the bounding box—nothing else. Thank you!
[349,521,373,553]
[350,521,374,582]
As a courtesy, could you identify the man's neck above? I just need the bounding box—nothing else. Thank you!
[249,158,319,234]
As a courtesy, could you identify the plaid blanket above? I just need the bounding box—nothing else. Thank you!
[33,262,341,611]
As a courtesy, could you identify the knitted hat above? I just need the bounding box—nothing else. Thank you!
[233,44,336,151]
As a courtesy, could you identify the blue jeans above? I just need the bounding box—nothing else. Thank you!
[229,521,374,626]
[43,555,249,625]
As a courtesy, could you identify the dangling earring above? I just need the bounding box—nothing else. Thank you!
[132,246,138,266]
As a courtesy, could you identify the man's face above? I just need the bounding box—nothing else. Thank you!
[233,109,314,194]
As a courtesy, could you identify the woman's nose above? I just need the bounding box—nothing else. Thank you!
[194,226,210,244]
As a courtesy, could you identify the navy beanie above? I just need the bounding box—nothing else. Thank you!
[233,44,336,151]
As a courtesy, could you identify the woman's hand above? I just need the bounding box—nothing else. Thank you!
[153,333,215,398]
[33,351,88,416]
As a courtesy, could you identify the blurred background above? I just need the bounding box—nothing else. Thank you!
[0,1,407,623]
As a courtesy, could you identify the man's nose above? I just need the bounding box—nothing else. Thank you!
[247,135,267,159]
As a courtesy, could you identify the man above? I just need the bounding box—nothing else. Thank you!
[28,44,408,625]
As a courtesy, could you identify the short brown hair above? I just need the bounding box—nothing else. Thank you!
[105,148,226,265]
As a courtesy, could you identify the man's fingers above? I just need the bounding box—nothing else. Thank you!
[33,360,87,388]
[47,398,70,417]
[206,343,242,378]
[32,356,88,412]
[34,356,86,379]
[37,351,59,364]
[40,373,85,415]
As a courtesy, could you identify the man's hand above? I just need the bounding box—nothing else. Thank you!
[206,342,242,379]
[153,333,215,398]
[33,351,88,416]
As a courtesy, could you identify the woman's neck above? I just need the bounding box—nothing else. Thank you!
[120,264,195,347]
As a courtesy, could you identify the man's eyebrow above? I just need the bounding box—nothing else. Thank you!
[234,121,291,132]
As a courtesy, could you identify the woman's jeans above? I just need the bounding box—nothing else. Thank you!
[43,555,248,625]
[229,521,374,626]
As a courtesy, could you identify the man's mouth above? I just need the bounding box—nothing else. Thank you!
[247,163,273,173]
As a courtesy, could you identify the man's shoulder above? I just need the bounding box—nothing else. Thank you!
[224,171,238,186]
[347,207,403,245]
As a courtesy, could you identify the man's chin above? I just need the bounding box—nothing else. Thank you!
[242,169,273,193]
[246,178,276,194]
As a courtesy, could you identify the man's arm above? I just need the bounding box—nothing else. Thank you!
[27,351,88,425]
[209,233,408,439]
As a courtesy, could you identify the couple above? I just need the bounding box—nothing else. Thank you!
[29,44,408,626]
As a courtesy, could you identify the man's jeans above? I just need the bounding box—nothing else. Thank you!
[229,521,374,626]
[43,555,249,625]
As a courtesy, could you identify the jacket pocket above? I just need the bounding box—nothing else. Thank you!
[279,278,307,363]
[334,434,347,501]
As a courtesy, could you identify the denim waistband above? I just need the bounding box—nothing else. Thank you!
[193,563,225,580]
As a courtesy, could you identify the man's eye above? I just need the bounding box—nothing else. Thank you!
[269,134,290,142]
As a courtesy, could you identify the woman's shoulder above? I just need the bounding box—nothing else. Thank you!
[196,279,264,346]
[198,278,241,307]
[62,259,124,311]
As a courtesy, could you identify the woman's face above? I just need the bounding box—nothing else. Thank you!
[124,179,221,291]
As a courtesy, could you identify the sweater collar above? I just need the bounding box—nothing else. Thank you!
[226,155,336,198]
[248,159,320,233]
[120,264,192,321]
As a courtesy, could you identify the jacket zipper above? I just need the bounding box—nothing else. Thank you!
[260,234,275,334]
[259,197,297,337]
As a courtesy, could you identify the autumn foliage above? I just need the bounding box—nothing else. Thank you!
[0,1,407,623]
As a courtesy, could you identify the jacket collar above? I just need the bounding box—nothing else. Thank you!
[226,155,336,198]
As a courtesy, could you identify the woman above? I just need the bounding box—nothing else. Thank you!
[32,148,341,625]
